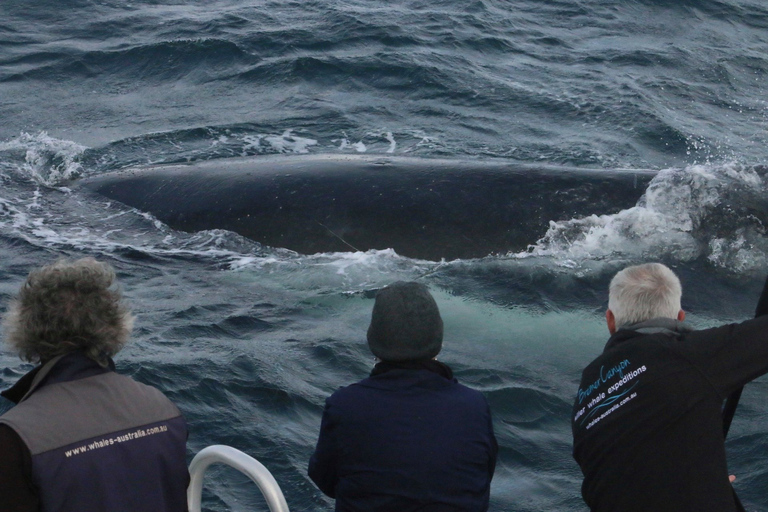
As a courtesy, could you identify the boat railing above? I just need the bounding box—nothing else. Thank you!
[187,444,290,512]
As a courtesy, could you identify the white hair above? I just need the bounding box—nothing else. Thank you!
[608,263,682,329]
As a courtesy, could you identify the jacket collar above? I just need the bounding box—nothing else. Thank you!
[370,359,454,380]
[1,352,113,405]
[362,360,457,390]
[605,317,695,352]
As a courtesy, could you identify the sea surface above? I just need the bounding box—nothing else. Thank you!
[2,0,768,510]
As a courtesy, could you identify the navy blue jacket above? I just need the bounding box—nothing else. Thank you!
[309,363,497,512]
[0,352,189,512]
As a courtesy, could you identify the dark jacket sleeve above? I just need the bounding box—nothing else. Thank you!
[0,424,39,512]
[754,274,768,318]
[679,314,768,396]
[486,401,498,480]
[308,399,339,498]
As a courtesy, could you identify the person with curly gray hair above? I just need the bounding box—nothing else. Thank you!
[0,258,189,512]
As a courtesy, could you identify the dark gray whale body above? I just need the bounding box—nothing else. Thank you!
[80,155,656,261]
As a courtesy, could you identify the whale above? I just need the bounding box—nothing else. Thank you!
[78,154,657,261]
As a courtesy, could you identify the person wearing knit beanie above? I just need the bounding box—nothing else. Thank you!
[309,281,497,512]
[367,281,443,362]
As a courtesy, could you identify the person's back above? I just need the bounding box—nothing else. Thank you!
[308,282,497,512]
[572,263,768,511]
[0,258,189,512]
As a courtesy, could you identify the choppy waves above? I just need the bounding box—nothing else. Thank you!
[2,0,768,510]
[2,1,768,166]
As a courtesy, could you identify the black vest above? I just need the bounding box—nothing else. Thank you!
[0,353,189,512]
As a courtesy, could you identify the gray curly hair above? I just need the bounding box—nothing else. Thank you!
[3,258,134,367]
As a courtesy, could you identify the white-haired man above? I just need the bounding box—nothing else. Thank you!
[0,258,189,512]
[572,263,768,512]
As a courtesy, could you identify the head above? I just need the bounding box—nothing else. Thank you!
[367,281,444,362]
[3,258,134,367]
[606,263,685,334]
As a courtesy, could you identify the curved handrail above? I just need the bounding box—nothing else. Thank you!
[187,444,290,512]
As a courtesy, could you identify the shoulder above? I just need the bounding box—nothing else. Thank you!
[449,381,493,417]
[109,372,182,411]
[325,378,372,405]
[0,423,27,451]
[449,378,488,398]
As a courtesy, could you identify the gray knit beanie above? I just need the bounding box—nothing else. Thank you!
[367,281,443,362]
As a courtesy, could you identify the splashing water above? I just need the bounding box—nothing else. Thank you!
[520,163,768,273]
[0,132,88,187]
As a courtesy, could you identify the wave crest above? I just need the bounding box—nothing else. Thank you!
[0,131,87,186]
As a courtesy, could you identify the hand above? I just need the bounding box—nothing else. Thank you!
[730,475,736,483]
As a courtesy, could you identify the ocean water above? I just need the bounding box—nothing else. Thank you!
[1,0,768,510]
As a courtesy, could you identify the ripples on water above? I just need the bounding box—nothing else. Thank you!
[2,0,768,167]
[2,0,768,510]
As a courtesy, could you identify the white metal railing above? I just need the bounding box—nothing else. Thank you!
[187,445,290,512]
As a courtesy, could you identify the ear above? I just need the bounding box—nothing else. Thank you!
[606,309,617,335]
[677,309,685,322]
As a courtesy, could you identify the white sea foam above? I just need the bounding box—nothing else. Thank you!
[335,131,398,153]
[385,132,396,153]
[241,135,263,154]
[335,137,367,152]
[227,248,443,293]
[0,132,88,186]
[336,136,351,150]
[401,130,442,153]
[262,130,317,154]
[518,163,768,272]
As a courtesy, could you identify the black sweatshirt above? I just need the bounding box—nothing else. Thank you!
[572,315,768,512]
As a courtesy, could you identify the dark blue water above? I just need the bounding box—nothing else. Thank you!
[2,0,768,510]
